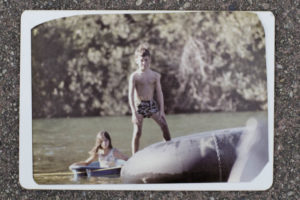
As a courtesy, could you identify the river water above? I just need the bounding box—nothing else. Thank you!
[33,111,267,184]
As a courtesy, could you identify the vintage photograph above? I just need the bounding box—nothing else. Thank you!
[29,11,270,186]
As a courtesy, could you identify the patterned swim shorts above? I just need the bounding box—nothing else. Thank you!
[137,100,159,118]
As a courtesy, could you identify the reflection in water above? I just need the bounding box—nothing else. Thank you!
[33,112,266,184]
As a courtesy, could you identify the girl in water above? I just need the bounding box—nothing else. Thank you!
[70,131,128,168]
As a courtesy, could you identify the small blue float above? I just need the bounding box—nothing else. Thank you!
[70,162,121,179]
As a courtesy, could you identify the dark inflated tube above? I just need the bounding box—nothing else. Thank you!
[121,127,246,183]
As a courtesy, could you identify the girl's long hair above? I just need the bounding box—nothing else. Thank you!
[89,131,113,156]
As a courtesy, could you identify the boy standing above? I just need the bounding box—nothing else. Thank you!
[128,44,171,154]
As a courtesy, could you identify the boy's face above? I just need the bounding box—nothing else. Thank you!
[136,55,150,71]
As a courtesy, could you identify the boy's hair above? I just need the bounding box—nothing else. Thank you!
[135,43,150,59]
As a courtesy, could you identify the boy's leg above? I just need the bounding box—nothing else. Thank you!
[132,115,143,155]
[151,113,171,141]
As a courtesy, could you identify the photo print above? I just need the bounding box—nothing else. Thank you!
[20,10,274,190]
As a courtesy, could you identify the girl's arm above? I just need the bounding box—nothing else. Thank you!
[83,154,98,165]
[69,154,98,168]
[113,149,129,161]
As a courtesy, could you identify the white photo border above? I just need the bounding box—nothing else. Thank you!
[20,10,274,190]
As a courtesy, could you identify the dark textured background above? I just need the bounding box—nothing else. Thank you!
[0,0,299,199]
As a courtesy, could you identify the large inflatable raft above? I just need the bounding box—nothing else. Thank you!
[121,127,246,183]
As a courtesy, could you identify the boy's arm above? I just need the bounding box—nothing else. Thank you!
[155,73,165,118]
[128,74,139,123]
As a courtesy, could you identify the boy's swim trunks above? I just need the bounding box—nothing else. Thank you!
[137,100,159,118]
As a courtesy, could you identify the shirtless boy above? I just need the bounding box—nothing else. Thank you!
[128,44,171,154]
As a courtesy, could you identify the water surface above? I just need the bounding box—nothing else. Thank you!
[33,112,266,184]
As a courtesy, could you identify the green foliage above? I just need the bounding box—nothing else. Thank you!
[32,12,267,118]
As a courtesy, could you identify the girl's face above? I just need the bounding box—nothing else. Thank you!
[98,134,110,149]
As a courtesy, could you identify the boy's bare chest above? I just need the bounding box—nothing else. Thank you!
[135,74,156,86]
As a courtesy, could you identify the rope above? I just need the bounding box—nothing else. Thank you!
[34,171,79,176]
